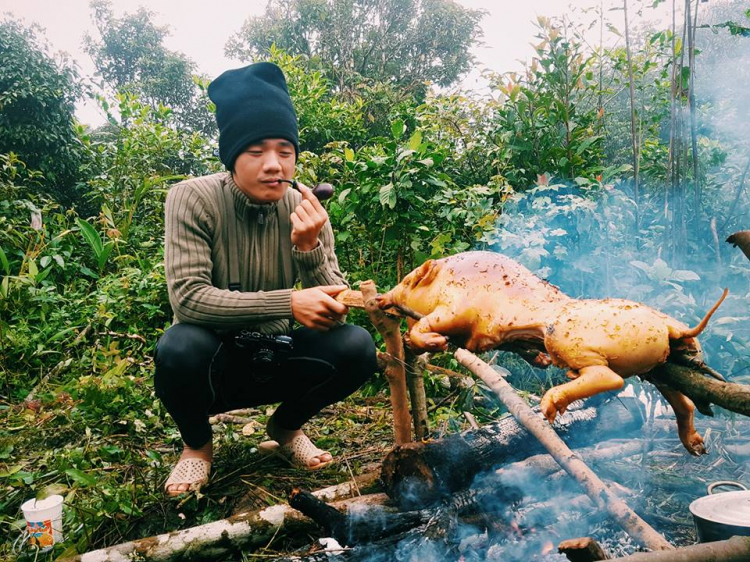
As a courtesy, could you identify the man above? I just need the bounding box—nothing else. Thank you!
[154,62,377,495]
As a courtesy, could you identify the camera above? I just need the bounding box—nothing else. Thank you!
[234,331,294,374]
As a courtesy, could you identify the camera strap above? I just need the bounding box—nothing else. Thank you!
[221,180,294,307]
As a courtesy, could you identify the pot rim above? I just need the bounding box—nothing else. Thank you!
[689,490,750,528]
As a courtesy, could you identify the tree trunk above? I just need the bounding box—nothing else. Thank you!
[623,0,640,234]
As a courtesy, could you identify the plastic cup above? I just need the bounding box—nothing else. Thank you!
[20,495,64,551]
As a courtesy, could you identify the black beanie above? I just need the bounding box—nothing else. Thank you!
[208,62,299,169]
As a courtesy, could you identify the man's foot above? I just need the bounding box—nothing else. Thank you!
[164,440,213,496]
[263,416,332,469]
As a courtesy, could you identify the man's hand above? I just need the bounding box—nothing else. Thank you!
[291,182,329,252]
[291,285,349,330]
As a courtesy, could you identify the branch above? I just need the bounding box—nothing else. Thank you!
[361,280,412,444]
[454,348,674,552]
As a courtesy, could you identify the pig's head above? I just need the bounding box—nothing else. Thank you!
[378,259,442,309]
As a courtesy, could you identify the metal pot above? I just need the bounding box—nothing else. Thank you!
[689,481,750,543]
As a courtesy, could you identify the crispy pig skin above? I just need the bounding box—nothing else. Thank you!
[380,251,727,455]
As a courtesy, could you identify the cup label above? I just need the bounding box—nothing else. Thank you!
[27,519,54,548]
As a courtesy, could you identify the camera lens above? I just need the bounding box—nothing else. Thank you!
[253,349,275,365]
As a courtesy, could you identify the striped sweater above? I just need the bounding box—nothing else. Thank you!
[164,172,347,334]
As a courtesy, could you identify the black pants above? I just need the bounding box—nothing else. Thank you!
[154,323,377,449]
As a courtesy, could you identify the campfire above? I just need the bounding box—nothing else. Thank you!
[274,384,750,562]
[66,258,750,562]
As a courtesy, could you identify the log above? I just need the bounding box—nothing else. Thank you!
[605,536,750,562]
[495,439,646,481]
[559,537,610,561]
[405,348,430,439]
[455,348,673,552]
[651,363,750,418]
[381,391,643,509]
[63,489,389,562]
[288,485,522,546]
[360,281,412,444]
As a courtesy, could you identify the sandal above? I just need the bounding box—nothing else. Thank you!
[164,457,211,495]
[258,435,333,470]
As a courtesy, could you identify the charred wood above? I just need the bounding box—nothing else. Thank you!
[559,537,610,561]
[288,486,522,546]
[381,393,643,509]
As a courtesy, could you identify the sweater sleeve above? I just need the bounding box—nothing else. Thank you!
[292,219,348,289]
[165,182,293,330]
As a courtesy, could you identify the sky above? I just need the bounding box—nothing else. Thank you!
[0,0,664,126]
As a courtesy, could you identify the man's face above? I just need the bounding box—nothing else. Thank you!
[232,138,296,203]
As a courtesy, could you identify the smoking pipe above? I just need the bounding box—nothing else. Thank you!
[280,179,334,201]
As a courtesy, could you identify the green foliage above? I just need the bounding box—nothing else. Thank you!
[226,0,485,95]
[488,16,605,187]
[0,17,88,206]
[263,47,367,153]
[2,5,750,557]
[85,0,214,134]
[306,111,504,287]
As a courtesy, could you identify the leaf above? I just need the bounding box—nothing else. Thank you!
[35,266,53,283]
[37,483,69,500]
[629,260,652,273]
[27,259,38,278]
[575,135,601,156]
[344,147,355,162]
[408,130,423,151]
[671,269,700,282]
[0,464,22,478]
[65,468,96,487]
[47,326,81,343]
[378,183,396,209]
[98,242,115,271]
[391,119,405,139]
[76,218,103,256]
[0,246,9,275]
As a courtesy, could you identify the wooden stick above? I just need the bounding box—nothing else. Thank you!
[653,363,750,417]
[605,536,750,561]
[495,439,645,481]
[361,281,412,444]
[405,348,429,439]
[454,348,674,552]
[63,491,389,562]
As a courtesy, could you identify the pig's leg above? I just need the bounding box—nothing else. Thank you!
[540,365,625,423]
[653,384,706,456]
[407,307,452,352]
